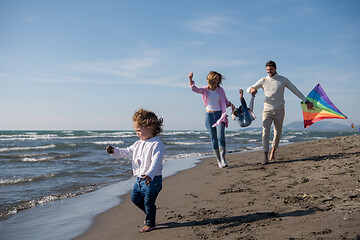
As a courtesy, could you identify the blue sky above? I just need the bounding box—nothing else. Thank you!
[1,0,359,130]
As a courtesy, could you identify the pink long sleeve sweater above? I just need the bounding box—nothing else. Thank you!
[190,82,231,127]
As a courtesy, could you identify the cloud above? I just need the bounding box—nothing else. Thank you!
[182,15,234,35]
[67,48,161,78]
[26,17,35,23]
[2,47,190,88]
[0,48,166,86]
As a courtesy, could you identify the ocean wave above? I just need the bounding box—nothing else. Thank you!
[165,141,208,146]
[0,144,56,152]
[0,131,205,142]
[312,137,326,140]
[225,133,242,137]
[0,186,99,219]
[0,173,56,185]
[95,132,135,138]
[164,152,208,160]
[0,134,58,141]
[237,130,262,135]
[231,137,247,140]
[64,142,77,147]
[246,146,263,151]
[283,135,296,140]
[0,132,135,141]
[92,140,125,145]
[62,130,74,134]
[162,131,206,136]
[21,156,57,162]
[294,131,305,135]
[19,152,70,158]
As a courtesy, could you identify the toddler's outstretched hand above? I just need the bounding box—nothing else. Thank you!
[106,145,114,154]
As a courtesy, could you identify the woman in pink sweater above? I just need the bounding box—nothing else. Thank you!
[189,71,233,168]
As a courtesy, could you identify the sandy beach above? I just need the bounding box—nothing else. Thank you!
[75,134,360,240]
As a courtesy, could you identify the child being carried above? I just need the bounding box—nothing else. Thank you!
[232,89,256,127]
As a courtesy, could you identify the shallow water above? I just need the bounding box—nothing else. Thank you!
[0,130,357,239]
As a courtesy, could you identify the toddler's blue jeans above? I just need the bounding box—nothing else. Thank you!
[131,176,162,227]
[236,98,253,127]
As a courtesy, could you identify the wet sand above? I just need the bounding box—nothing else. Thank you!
[75,135,360,240]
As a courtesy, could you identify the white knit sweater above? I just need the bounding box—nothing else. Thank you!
[247,73,307,111]
[111,136,164,179]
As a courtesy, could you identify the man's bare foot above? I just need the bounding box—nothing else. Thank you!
[269,148,276,161]
[261,152,269,165]
[139,225,156,233]
[239,89,244,100]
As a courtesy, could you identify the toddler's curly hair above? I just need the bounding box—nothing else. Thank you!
[132,108,163,136]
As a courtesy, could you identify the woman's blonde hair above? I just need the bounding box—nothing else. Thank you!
[207,71,224,89]
[132,108,163,136]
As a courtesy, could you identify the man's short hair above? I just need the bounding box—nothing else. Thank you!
[266,60,277,68]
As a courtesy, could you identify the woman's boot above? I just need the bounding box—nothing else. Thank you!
[214,149,223,168]
[219,146,228,167]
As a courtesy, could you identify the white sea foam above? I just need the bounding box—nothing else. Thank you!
[313,137,326,140]
[0,132,135,141]
[242,130,262,134]
[164,152,207,160]
[0,134,57,141]
[294,131,305,135]
[283,135,296,140]
[92,141,125,145]
[21,152,49,157]
[232,137,247,140]
[0,173,55,185]
[62,131,74,134]
[99,132,134,137]
[226,132,242,137]
[0,192,78,218]
[247,146,263,151]
[0,178,30,185]
[0,144,56,152]
[21,156,56,162]
[162,131,205,136]
[64,142,77,147]
[166,141,208,145]
[25,132,37,135]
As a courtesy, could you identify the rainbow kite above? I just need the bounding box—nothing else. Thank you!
[301,84,347,128]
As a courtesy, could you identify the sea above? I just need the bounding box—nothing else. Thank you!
[0,129,358,239]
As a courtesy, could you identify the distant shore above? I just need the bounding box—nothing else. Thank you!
[75,135,360,240]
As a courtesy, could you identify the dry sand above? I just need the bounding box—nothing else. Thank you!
[75,135,360,240]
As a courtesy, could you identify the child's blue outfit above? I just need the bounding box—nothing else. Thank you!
[233,95,256,127]
[110,136,165,227]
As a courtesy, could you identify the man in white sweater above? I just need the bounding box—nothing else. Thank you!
[247,60,313,165]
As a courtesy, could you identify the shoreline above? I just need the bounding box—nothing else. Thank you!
[75,135,360,240]
[0,156,202,240]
